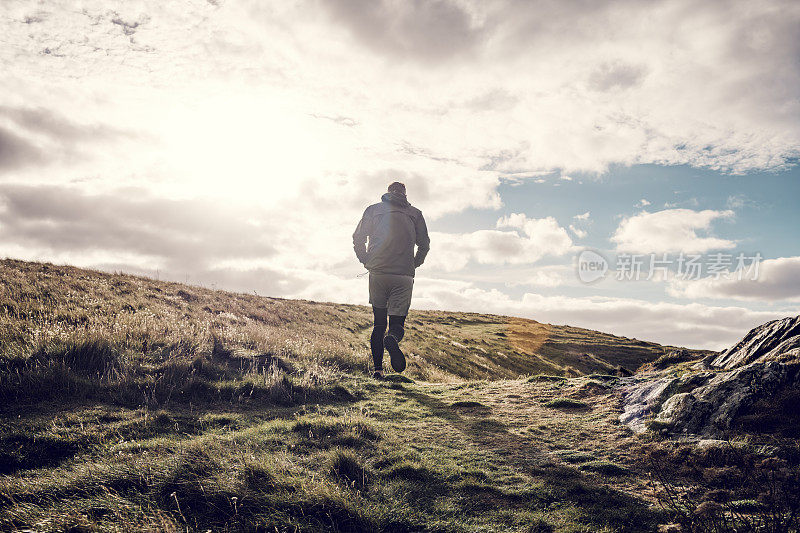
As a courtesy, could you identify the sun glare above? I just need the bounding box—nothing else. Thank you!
[159,90,351,204]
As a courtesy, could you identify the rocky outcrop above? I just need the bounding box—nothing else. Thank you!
[711,315,800,369]
[619,375,681,433]
[652,361,800,436]
[620,315,800,437]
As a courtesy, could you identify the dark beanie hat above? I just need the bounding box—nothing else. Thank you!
[388,181,406,196]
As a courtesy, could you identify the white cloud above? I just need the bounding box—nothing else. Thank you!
[668,256,800,302]
[568,211,591,239]
[409,277,792,350]
[637,198,651,207]
[0,184,281,272]
[0,0,796,354]
[612,208,736,253]
[726,194,747,209]
[568,225,587,239]
[525,266,569,288]
[425,213,573,271]
[2,0,799,193]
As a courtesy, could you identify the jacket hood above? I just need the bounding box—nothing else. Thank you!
[381,192,410,208]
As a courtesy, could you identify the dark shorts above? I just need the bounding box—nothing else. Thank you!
[368,273,414,316]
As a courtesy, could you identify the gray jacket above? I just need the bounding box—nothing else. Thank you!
[353,192,430,277]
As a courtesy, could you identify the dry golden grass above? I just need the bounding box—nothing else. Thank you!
[0,258,695,390]
[508,317,551,354]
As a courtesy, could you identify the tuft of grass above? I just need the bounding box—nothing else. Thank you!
[556,451,596,464]
[586,373,618,382]
[327,449,369,490]
[642,440,800,532]
[0,433,84,474]
[543,398,588,409]
[450,400,488,409]
[578,460,628,476]
[527,374,567,383]
[650,348,697,369]
[528,520,555,532]
[729,499,766,512]
[646,419,672,433]
[580,379,610,390]
[382,460,438,483]
[383,374,414,383]
[32,337,123,377]
[292,416,379,449]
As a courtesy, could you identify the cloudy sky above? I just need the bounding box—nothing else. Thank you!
[1,0,799,349]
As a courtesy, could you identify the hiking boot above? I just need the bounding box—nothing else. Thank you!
[372,370,384,380]
[383,334,406,372]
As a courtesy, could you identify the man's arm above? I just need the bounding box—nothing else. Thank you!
[414,212,430,268]
[352,208,372,265]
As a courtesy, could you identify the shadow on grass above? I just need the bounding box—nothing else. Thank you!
[0,434,84,475]
[0,396,349,477]
[399,388,661,532]
[0,420,380,532]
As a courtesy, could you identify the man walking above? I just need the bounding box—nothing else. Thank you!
[353,182,430,378]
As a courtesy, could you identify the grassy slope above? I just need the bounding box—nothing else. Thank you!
[0,259,696,532]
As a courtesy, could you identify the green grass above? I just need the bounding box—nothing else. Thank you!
[646,419,673,433]
[587,373,618,382]
[543,398,589,409]
[0,259,684,531]
[450,400,489,409]
[527,374,567,383]
[556,451,596,464]
[383,374,414,383]
[578,460,629,476]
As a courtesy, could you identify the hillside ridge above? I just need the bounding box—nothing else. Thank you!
[1,258,702,383]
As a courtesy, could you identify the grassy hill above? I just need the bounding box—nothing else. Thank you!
[0,259,707,532]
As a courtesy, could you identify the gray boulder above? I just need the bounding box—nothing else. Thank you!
[619,371,714,434]
[620,315,800,437]
[711,315,800,369]
[619,375,681,433]
[652,361,800,436]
